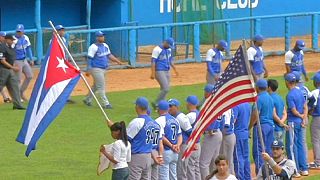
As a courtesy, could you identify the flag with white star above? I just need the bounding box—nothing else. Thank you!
[16,34,80,156]
[183,45,257,160]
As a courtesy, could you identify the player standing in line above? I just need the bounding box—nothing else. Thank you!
[155,100,182,180]
[0,31,11,103]
[205,40,228,85]
[150,38,178,109]
[126,97,162,180]
[151,124,164,180]
[249,79,275,174]
[167,99,192,180]
[247,34,268,81]
[284,73,309,177]
[14,24,34,102]
[185,95,201,180]
[199,84,223,180]
[309,72,320,169]
[233,103,252,180]
[83,31,123,109]
[292,71,312,164]
[219,109,236,175]
[285,40,308,81]
[267,79,288,143]
[257,141,296,180]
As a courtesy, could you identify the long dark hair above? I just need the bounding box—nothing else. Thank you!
[206,155,228,180]
[110,121,128,146]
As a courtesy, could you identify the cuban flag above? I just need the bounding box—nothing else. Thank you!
[16,34,80,156]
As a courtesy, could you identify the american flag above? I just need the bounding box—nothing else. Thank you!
[182,45,257,160]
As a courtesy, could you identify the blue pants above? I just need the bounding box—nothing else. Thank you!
[233,138,251,180]
[252,123,274,174]
[286,122,308,172]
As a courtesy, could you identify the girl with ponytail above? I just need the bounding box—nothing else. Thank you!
[100,121,131,180]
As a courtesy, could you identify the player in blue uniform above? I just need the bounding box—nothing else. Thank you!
[168,99,192,180]
[249,79,275,174]
[284,73,309,177]
[126,97,162,180]
[205,40,228,85]
[247,34,268,80]
[185,95,201,180]
[151,38,178,109]
[83,31,123,109]
[14,24,34,102]
[156,100,182,180]
[267,79,288,143]
[233,103,252,180]
[285,40,308,82]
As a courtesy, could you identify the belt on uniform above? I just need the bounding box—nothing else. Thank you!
[16,58,26,61]
[204,129,219,135]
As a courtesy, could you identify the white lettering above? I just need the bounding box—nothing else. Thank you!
[238,0,248,9]
[227,0,238,9]
[160,0,164,13]
[217,0,259,10]
[250,0,259,8]
[218,0,227,10]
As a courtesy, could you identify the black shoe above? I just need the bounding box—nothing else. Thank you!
[13,106,26,110]
[4,98,11,103]
[67,99,76,104]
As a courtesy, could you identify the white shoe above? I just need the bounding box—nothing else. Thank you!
[20,99,24,103]
[300,171,309,176]
[293,173,301,178]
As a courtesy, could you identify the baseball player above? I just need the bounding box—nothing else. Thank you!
[126,97,162,180]
[284,73,309,177]
[185,95,201,180]
[199,84,223,180]
[285,40,308,81]
[233,103,252,180]
[167,98,192,180]
[14,24,34,102]
[249,79,275,174]
[150,38,178,109]
[257,140,296,180]
[0,31,11,103]
[205,40,228,85]
[83,31,123,109]
[155,100,182,180]
[267,79,288,143]
[219,109,236,175]
[247,34,268,80]
[308,72,320,169]
[151,127,164,180]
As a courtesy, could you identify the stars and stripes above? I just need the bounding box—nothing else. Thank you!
[182,45,257,160]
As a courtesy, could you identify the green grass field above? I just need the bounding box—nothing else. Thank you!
[0,74,319,179]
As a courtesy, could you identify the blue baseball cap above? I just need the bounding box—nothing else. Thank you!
[186,95,199,106]
[55,25,64,30]
[285,73,296,82]
[0,31,6,37]
[165,37,175,49]
[296,40,305,50]
[312,73,320,83]
[291,71,301,81]
[256,79,268,88]
[218,40,228,50]
[16,24,25,32]
[204,84,215,93]
[272,140,284,148]
[95,31,105,37]
[168,99,180,107]
[158,100,169,111]
[253,34,264,42]
[135,97,149,109]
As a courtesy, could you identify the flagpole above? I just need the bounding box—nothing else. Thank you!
[242,40,270,179]
[48,21,111,123]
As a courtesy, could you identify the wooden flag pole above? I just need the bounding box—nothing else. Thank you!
[242,39,270,179]
[48,21,111,123]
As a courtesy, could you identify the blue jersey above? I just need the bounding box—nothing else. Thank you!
[257,91,274,126]
[187,110,200,143]
[206,48,224,74]
[87,43,111,69]
[127,115,161,154]
[174,112,192,144]
[206,116,223,131]
[286,88,305,123]
[248,46,264,75]
[233,103,251,139]
[270,92,285,132]
[14,34,33,60]
[161,114,181,150]
[296,85,310,102]
[287,50,305,74]
[151,45,173,71]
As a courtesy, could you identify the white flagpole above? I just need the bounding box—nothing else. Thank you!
[242,39,270,179]
[48,21,110,122]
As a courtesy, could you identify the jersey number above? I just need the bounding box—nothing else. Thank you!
[146,129,160,145]
[171,125,177,140]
